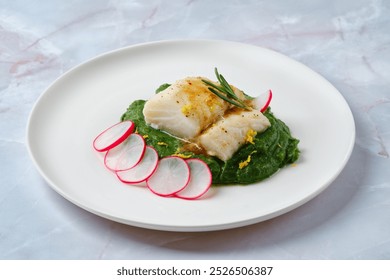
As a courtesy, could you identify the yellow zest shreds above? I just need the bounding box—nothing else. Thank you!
[239,155,251,169]
[238,151,257,169]
[157,142,168,146]
[245,129,257,144]
[206,96,215,111]
[142,134,149,139]
[173,153,192,159]
[181,104,192,117]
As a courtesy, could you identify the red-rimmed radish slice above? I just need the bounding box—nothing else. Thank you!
[175,159,212,200]
[146,156,190,197]
[93,121,135,152]
[253,89,272,112]
[116,146,159,184]
[104,133,146,171]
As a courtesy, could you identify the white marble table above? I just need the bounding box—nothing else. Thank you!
[1,0,389,259]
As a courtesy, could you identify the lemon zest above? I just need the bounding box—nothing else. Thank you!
[157,142,168,146]
[245,129,257,144]
[238,151,257,169]
[173,153,192,159]
[206,96,215,111]
[239,155,252,169]
[181,104,192,116]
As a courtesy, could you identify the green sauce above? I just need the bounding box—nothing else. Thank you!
[121,99,299,185]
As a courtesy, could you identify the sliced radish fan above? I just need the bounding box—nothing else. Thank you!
[146,156,190,197]
[93,121,135,152]
[175,159,212,200]
[116,146,158,184]
[104,133,145,171]
[253,89,272,113]
[94,121,213,200]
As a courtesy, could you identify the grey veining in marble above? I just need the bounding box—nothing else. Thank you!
[0,0,389,259]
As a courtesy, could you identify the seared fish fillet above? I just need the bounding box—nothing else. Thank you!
[143,76,270,161]
[143,77,243,139]
[198,109,270,161]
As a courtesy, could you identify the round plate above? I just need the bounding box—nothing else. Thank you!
[27,40,355,232]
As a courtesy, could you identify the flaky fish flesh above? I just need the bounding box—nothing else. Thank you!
[143,77,270,161]
[199,109,270,161]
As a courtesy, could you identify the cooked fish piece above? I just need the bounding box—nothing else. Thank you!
[143,77,243,139]
[198,109,270,161]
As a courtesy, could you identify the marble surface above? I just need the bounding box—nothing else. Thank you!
[1,0,389,259]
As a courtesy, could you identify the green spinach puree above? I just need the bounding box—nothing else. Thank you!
[121,98,300,185]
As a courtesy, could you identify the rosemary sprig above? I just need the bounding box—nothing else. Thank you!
[202,68,250,110]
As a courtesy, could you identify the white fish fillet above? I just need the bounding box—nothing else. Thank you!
[198,109,270,161]
[143,77,229,139]
[143,76,271,161]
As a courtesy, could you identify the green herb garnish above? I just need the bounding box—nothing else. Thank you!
[155,83,171,94]
[202,68,250,110]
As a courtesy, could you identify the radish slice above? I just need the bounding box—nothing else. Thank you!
[253,89,272,112]
[116,146,159,184]
[104,133,146,171]
[146,156,190,197]
[93,121,135,152]
[175,159,212,200]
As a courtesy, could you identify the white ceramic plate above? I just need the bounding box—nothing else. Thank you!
[27,40,355,232]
